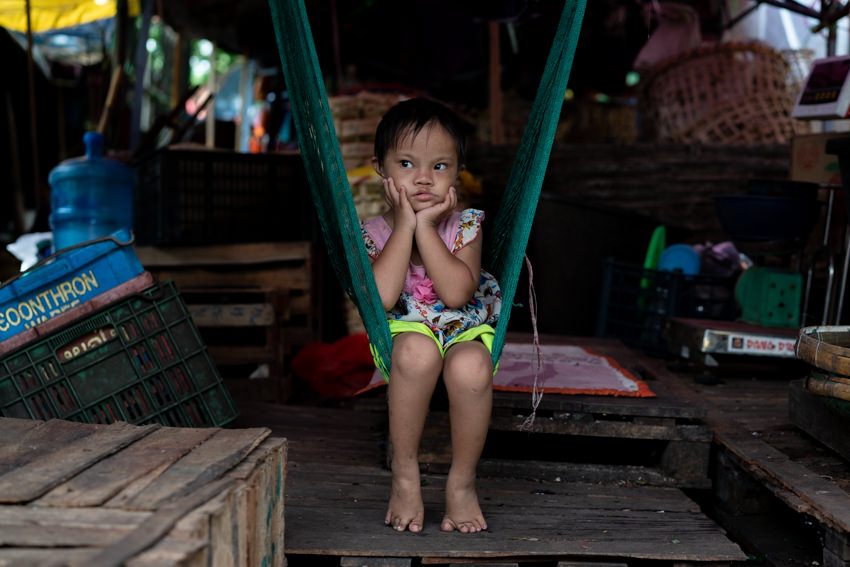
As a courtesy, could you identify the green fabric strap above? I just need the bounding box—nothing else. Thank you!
[485,0,586,364]
[268,0,586,375]
[269,0,392,378]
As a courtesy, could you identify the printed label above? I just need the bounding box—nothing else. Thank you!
[0,269,100,333]
[58,327,118,361]
[727,334,796,357]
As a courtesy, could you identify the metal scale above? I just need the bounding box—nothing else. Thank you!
[667,54,850,367]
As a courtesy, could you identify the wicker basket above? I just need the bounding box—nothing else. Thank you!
[639,41,801,144]
[796,326,850,377]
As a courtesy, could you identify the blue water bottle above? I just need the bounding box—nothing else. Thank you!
[48,131,134,251]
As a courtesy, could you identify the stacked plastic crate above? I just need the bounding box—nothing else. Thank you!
[0,230,237,427]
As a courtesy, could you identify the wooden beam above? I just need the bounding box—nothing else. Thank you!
[488,21,504,145]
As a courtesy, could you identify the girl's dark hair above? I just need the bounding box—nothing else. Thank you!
[373,98,466,168]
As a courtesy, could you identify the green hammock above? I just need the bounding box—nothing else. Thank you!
[269,0,586,379]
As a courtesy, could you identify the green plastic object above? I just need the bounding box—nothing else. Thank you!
[735,266,802,328]
[638,225,666,308]
[0,280,237,427]
[643,225,667,270]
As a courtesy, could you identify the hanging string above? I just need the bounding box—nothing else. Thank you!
[520,254,544,431]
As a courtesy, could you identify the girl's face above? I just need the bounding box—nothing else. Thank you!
[378,122,460,212]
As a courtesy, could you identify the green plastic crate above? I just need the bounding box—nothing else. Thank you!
[0,280,238,427]
[735,266,802,328]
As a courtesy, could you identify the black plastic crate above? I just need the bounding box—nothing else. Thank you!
[596,258,740,355]
[0,280,238,427]
[133,148,312,245]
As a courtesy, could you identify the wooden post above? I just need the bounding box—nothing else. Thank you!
[97,67,125,137]
[237,55,255,153]
[488,21,504,145]
[6,93,27,236]
[206,42,217,148]
[171,32,183,110]
[115,0,128,68]
[55,86,66,159]
[94,0,129,148]
[130,0,155,152]
[24,0,46,213]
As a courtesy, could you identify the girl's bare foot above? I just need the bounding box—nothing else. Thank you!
[385,470,424,533]
[441,474,487,533]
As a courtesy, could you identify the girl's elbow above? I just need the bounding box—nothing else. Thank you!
[443,289,476,309]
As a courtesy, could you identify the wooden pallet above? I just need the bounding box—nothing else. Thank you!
[391,336,713,488]
[0,416,286,567]
[135,242,321,403]
[234,402,746,567]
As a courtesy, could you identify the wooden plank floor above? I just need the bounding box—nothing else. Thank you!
[235,397,746,566]
[637,353,850,566]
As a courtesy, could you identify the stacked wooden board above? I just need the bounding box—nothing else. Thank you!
[135,241,321,404]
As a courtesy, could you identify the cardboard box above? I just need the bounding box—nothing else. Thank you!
[790,132,846,185]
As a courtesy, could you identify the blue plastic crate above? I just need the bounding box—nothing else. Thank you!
[0,279,238,427]
[0,230,143,343]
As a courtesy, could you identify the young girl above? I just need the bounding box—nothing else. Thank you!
[361,98,501,534]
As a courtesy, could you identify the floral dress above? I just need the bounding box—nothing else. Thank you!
[361,208,502,347]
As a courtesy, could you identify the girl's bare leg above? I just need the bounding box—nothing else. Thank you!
[440,340,493,533]
[385,332,442,532]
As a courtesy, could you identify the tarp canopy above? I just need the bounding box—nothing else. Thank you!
[0,0,138,33]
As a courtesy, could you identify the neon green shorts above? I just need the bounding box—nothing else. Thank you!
[370,321,497,382]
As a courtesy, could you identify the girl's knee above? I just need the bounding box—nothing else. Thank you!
[392,332,442,375]
[443,343,493,393]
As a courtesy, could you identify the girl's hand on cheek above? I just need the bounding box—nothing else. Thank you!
[417,186,457,227]
[385,177,416,230]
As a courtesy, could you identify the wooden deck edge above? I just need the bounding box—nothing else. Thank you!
[135,242,312,267]
[636,355,850,535]
[472,459,713,489]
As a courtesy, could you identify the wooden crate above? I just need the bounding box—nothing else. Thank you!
[0,416,286,567]
[135,242,321,403]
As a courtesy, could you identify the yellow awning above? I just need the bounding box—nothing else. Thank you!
[0,0,139,33]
